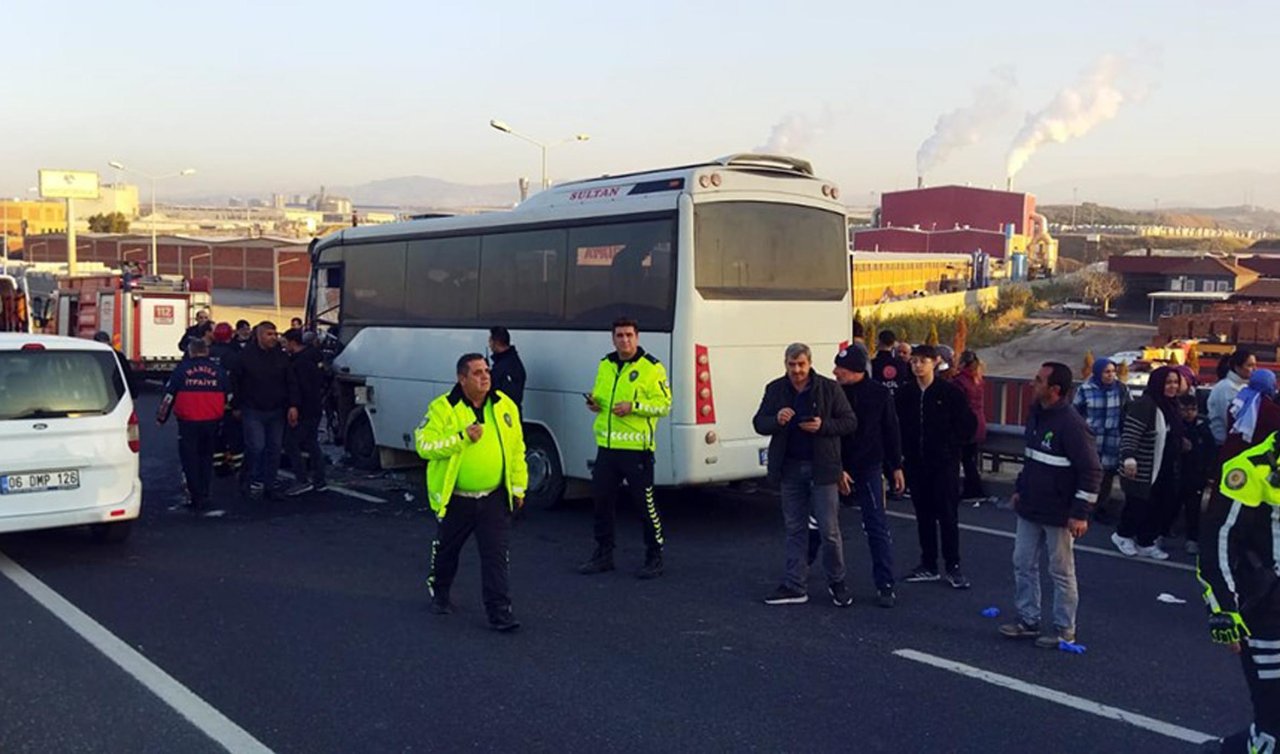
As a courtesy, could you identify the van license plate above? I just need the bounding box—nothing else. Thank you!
[758,449,768,466]
[0,469,80,495]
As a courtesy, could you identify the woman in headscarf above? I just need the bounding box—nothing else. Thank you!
[1113,367,1183,560]
[1208,349,1256,446]
[1222,368,1280,460]
[1072,357,1131,523]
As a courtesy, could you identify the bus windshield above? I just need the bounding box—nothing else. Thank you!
[693,202,847,301]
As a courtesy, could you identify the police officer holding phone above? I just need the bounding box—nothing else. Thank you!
[578,317,671,580]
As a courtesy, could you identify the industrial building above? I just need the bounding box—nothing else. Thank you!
[851,184,1058,277]
[850,252,973,308]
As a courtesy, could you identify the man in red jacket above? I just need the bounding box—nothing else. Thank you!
[158,339,231,515]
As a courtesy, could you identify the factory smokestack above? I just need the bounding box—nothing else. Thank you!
[917,176,923,189]
[1006,177,1012,192]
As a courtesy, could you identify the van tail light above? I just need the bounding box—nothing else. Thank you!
[694,344,716,425]
[21,343,45,351]
[127,410,140,453]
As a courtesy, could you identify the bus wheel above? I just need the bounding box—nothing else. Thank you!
[523,428,565,508]
[344,411,380,471]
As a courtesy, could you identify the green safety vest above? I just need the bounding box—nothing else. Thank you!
[414,386,528,519]
[1219,431,1280,508]
[590,349,671,452]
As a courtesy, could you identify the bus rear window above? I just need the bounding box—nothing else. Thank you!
[693,202,847,301]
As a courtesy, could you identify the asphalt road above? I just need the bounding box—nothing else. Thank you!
[0,388,1249,753]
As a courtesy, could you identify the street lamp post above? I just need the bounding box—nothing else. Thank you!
[489,119,589,191]
[188,251,212,283]
[107,161,196,275]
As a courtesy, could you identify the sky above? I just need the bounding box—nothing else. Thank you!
[2,0,1277,208]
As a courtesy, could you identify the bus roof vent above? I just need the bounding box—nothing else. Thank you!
[714,154,814,176]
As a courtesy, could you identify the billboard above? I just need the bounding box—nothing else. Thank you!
[38,169,100,200]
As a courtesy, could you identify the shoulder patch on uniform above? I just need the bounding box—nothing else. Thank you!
[1225,467,1248,491]
[503,412,513,428]
[630,370,639,382]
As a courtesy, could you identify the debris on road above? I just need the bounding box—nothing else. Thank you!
[1156,593,1188,604]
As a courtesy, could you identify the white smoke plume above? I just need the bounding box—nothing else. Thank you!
[916,67,1017,177]
[1005,54,1132,179]
[756,108,833,154]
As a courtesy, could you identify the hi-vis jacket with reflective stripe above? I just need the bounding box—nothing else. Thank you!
[414,386,528,520]
[1201,432,1280,617]
[590,348,671,452]
[1014,398,1102,527]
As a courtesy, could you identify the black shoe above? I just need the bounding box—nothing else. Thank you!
[489,611,521,632]
[246,482,264,501]
[998,620,1040,639]
[945,567,972,590]
[429,598,453,615]
[635,551,663,580]
[763,585,809,605]
[577,547,615,575]
[828,581,853,607]
[285,482,315,497]
[877,589,897,608]
[904,566,940,583]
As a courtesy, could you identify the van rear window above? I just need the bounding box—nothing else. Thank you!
[0,350,126,420]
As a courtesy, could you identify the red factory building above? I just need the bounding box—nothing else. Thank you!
[21,233,312,307]
[852,185,1049,260]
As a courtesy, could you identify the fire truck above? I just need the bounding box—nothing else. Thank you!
[51,268,212,376]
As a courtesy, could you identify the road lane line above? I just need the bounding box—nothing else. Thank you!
[892,648,1216,745]
[0,551,273,754]
[884,510,1196,573]
[278,470,387,504]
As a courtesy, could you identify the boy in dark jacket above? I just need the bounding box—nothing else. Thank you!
[1000,362,1102,648]
[895,344,978,588]
[753,343,857,607]
[1170,393,1214,554]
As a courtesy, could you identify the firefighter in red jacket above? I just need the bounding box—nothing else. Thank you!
[158,339,231,513]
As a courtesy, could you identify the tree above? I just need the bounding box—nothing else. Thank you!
[87,212,130,233]
[1082,271,1125,314]
[953,313,968,354]
[1082,350,1095,379]
[926,322,940,346]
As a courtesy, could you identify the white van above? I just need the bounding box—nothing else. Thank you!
[0,334,142,542]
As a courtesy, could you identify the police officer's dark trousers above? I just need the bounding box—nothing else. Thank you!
[592,448,663,554]
[178,419,220,508]
[427,490,511,618]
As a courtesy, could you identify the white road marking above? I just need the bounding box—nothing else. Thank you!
[0,551,273,754]
[884,510,1196,573]
[892,648,1217,745]
[277,470,387,504]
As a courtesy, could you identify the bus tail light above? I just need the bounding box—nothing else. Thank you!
[127,410,140,453]
[695,344,716,425]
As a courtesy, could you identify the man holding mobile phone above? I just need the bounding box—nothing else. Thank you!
[579,317,672,580]
[753,342,857,606]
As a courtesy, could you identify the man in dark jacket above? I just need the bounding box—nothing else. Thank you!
[231,321,299,500]
[208,323,244,476]
[829,345,904,607]
[282,328,327,496]
[753,342,857,607]
[1000,362,1101,648]
[178,309,211,353]
[896,344,978,589]
[157,339,230,515]
[871,329,910,398]
[488,326,526,411]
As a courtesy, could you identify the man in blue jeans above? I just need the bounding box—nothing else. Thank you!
[753,343,857,607]
[819,345,905,608]
[231,322,299,500]
[1000,361,1101,648]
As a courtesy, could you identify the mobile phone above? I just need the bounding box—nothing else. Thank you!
[583,393,595,402]
[797,415,815,423]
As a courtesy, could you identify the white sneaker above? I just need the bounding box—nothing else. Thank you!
[1110,532,1138,557]
[1185,541,1200,556]
[1136,544,1170,561]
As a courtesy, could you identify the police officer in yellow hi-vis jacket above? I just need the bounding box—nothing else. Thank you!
[579,317,672,579]
[415,353,528,632]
